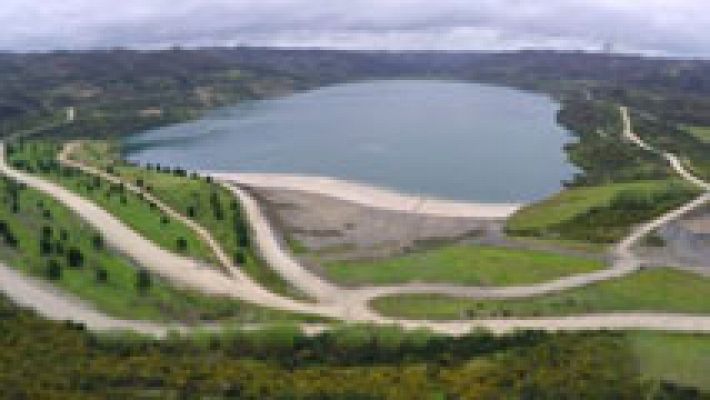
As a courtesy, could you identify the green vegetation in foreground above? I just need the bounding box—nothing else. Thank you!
[506,180,701,243]
[2,295,707,398]
[631,331,710,391]
[0,174,314,323]
[70,140,307,299]
[323,243,604,286]
[371,268,710,320]
[685,125,710,144]
[7,141,218,265]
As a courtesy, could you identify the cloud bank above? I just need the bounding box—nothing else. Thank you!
[2,0,709,56]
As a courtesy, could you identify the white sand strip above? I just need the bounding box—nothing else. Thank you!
[209,172,522,219]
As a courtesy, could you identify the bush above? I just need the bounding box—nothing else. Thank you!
[95,268,108,283]
[66,247,84,268]
[233,249,246,264]
[46,259,62,280]
[136,269,151,294]
[92,234,104,250]
[39,240,53,256]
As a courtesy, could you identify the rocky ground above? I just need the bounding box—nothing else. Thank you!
[250,187,606,263]
[643,205,710,274]
[251,187,500,261]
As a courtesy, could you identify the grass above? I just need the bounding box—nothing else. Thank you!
[371,268,710,319]
[0,175,317,323]
[629,332,710,391]
[65,140,307,299]
[506,180,700,242]
[685,125,710,144]
[322,244,604,286]
[8,141,218,264]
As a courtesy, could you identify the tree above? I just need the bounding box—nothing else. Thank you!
[235,220,249,247]
[233,249,246,264]
[4,232,18,248]
[46,259,62,280]
[136,269,151,294]
[176,237,188,252]
[187,206,195,218]
[40,240,53,256]
[67,247,84,268]
[92,234,104,250]
[95,267,108,283]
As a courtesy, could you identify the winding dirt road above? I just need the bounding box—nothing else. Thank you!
[0,105,709,335]
[2,142,348,319]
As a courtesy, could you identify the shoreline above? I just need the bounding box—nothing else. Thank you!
[209,172,522,219]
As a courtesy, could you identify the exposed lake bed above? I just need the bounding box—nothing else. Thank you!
[124,80,577,203]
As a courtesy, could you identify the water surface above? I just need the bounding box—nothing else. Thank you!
[124,80,576,202]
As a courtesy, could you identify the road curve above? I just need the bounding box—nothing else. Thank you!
[3,259,710,336]
[621,106,710,192]
[0,103,709,335]
[1,141,347,319]
[59,142,348,307]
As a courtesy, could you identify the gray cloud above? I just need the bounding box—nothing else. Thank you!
[1,0,709,56]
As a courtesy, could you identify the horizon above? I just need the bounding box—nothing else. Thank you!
[3,1,710,57]
[1,45,705,61]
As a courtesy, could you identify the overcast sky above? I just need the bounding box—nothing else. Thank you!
[2,0,709,57]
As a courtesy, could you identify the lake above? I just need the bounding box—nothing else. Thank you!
[124,80,576,203]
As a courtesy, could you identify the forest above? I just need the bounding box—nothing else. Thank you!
[3,48,710,137]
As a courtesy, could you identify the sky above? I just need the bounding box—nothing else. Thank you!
[2,0,709,57]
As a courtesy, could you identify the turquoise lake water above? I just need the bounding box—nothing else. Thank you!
[124,80,576,202]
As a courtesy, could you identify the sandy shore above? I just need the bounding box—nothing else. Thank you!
[209,173,522,219]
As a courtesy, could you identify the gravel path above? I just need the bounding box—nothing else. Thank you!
[0,105,708,335]
[1,142,347,319]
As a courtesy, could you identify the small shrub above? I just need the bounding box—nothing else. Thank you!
[46,260,62,281]
[66,247,84,268]
[136,269,151,294]
[92,234,104,250]
[176,237,188,252]
[95,268,108,283]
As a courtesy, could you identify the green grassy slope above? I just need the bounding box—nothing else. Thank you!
[372,268,710,319]
[0,174,314,322]
[506,180,700,243]
[324,244,603,286]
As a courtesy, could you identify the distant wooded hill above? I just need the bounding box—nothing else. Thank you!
[2,48,710,134]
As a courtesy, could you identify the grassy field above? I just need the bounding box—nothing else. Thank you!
[685,125,710,144]
[8,141,217,264]
[630,332,710,391]
[506,180,700,242]
[66,140,306,299]
[323,244,604,286]
[0,174,315,323]
[371,268,710,319]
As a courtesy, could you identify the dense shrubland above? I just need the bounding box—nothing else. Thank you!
[1,295,707,399]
